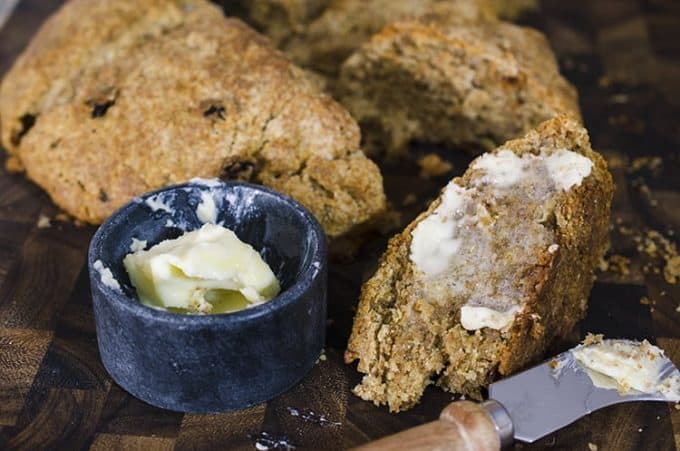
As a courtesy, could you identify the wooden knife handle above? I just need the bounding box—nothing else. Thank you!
[352,400,512,451]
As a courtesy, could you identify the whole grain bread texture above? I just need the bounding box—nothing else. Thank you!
[337,19,581,157]
[0,0,386,238]
[280,0,496,78]
[224,0,538,79]
[489,0,538,19]
[345,116,613,412]
[219,0,330,47]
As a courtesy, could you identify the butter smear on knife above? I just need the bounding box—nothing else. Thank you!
[572,334,680,401]
[123,223,280,314]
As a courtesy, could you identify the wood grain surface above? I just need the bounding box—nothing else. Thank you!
[0,0,679,450]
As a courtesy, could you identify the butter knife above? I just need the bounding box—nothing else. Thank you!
[353,343,679,451]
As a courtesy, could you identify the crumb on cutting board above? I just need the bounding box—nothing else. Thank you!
[36,214,51,228]
[600,222,679,285]
[316,349,327,364]
[417,153,453,179]
[599,254,630,276]
[628,156,662,173]
[665,256,680,284]
[402,193,417,206]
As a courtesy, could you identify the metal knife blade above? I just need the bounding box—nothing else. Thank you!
[488,348,679,443]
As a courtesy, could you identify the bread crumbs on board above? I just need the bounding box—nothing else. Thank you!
[402,193,418,206]
[416,153,453,179]
[36,214,51,229]
[600,221,679,285]
[599,254,630,276]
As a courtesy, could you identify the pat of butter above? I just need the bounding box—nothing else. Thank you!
[460,305,522,331]
[409,183,467,276]
[471,148,593,191]
[572,338,680,401]
[123,223,280,314]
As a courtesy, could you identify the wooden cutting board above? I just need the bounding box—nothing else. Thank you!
[0,0,679,449]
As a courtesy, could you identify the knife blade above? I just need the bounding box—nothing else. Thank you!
[488,348,677,444]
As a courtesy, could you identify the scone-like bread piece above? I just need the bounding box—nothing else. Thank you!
[338,19,581,156]
[488,0,538,20]
[0,0,385,238]
[220,0,330,47]
[345,116,613,412]
[217,0,534,75]
[283,0,496,77]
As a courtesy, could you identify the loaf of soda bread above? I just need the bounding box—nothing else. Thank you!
[281,0,496,78]
[224,0,537,79]
[338,18,580,156]
[488,0,538,20]
[345,116,613,411]
[219,0,330,47]
[0,0,385,238]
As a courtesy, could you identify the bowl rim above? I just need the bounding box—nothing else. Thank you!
[87,180,326,328]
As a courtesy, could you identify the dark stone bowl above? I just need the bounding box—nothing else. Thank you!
[88,180,327,413]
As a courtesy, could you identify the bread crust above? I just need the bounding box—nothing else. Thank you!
[219,0,539,77]
[0,0,386,238]
[219,0,330,47]
[345,116,613,411]
[282,0,496,77]
[488,0,538,20]
[338,19,581,156]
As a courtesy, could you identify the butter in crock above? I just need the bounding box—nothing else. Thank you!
[123,223,280,314]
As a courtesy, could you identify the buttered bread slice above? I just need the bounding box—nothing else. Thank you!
[345,116,613,411]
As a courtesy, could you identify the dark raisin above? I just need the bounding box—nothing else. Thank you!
[99,189,109,202]
[203,105,226,120]
[90,99,115,118]
[10,113,37,146]
[220,160,255,181]
[49,138,61,149]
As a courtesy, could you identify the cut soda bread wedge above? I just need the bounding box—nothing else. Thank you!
[345,116,613,412]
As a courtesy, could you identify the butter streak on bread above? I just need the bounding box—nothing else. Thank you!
[345,116,613,412]
[0,0,385,238]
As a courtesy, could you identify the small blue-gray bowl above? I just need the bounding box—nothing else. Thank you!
[88,180,327,413]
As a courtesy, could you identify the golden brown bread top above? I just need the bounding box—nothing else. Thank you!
[220,0,331,46]
[337,17,581,155]
[282,0,497,76]
[347,17,580,120]
[210,0,538,78]
[0,0,386,238]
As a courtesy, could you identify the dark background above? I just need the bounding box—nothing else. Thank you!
[0,0,678,449]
